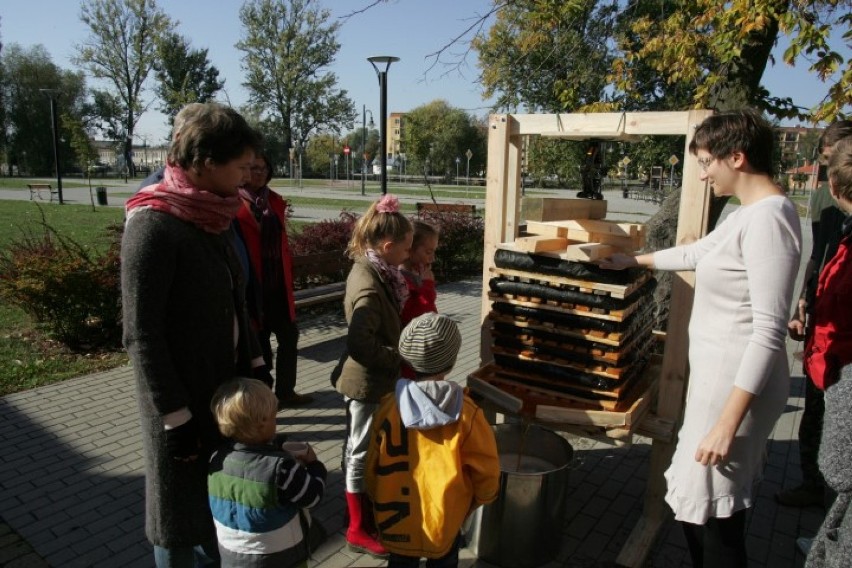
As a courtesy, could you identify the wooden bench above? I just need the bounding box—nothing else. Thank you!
[27,183,57,202]
[291,250,352,310]
[415,202,477,216]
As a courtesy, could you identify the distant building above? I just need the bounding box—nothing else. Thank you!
[91,140,169,171]
[387,112,406,162]
[775,125,822,192]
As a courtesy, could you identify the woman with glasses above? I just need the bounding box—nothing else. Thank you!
[600,109,802,566]
[233,154,314,408]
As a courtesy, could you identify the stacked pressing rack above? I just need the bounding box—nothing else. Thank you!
[469,198,660,442]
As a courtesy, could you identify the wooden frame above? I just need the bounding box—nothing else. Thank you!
[477,110,714,567]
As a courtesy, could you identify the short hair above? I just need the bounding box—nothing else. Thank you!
[689,109,775,176]
[820,120,852,153]
[168,103,263,170]
[411,220,440,251]
[173,103,206,138]
[828,137,852,202]
[346,195,413,258]
[211,378,278,443]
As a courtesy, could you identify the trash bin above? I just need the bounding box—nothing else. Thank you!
[95,186,108,206]
[466,424,573,568]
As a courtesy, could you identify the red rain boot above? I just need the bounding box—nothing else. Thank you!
[345,491,388,558]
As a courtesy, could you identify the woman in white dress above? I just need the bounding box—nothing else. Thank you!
[600,110,802,567]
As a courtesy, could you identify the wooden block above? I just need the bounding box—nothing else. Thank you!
[550,219,645,239]
[525,221,567,238]
[561,243,616,261]
[513,236,569,252]
[521,197,607,222]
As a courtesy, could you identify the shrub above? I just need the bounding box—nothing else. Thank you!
[289,211,357,256]
[0,221,122,351]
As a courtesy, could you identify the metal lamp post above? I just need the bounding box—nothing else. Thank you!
[367,55,399,195]
[361,106,374,196]
[39,89,64,204]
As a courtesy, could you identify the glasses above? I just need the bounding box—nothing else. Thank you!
[697,156,714,170]
[250,166,268,174]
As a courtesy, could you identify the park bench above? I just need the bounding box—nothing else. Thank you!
[415,202,477,216]
[27,183,57,202]
[291,249,352,310]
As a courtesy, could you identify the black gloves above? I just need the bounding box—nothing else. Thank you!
[165,419,200,460]
[252,365,274,388]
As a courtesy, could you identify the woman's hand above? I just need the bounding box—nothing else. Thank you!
[694,422,736,466]
[596,252,638,271]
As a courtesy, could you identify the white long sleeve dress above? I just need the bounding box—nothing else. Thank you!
[657,195,802,524]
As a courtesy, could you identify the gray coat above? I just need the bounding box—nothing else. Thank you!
[334,257,403,402]
[807,364,852,568]
[121,209,257,548]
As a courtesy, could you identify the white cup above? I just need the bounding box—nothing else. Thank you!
[281,441,310,458]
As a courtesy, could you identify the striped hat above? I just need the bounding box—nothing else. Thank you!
[398,313,461,376]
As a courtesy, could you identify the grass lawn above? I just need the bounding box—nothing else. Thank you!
[0,201,128,396]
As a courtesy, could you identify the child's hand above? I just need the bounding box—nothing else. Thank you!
[299,444,317,464]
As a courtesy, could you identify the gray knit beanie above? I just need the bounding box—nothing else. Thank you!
[398,313,461,376]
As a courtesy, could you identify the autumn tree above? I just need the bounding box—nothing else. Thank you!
[153,32,224,132]
[74,0,173,176]
[237,0,356,157]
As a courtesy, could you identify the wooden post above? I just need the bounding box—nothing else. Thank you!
[615,108,714,567]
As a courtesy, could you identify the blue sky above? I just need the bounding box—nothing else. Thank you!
[1,0,849,143]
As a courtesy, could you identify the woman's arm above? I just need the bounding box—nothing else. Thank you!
[695,386,754,466]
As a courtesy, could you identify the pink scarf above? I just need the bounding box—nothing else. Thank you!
[366,249,409,313]
[125,165,241,234]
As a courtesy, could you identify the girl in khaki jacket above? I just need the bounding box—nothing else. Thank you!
[332,194,413,557]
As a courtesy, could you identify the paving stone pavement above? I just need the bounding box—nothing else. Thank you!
[0,276,825,568]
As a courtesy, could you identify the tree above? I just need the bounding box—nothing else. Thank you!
[1,44,88,176]
[474,0,618,113]
[236,0,356,157]
[303,132,337,179]
[400,100,487,181]
[62,113,100,208]
[153,32,224,130]
[74,0,173,176]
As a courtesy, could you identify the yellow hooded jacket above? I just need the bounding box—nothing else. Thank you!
[365,380,500,559]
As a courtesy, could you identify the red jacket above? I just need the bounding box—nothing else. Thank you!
[400,272,437,379]
[805,233,852,390]
[234,190,297,324]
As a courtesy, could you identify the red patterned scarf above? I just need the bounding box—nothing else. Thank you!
[125,165,241,234]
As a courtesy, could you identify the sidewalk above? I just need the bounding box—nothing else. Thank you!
[0,275,824,567]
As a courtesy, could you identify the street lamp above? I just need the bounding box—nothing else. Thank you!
[367,55,400,195]
[361,105,374,196]
[39,89,64,204]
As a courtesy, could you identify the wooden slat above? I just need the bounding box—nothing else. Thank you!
[490,265,650,300]
[521,197,607,222]
[513,236,569,252]
[562,243,616,262]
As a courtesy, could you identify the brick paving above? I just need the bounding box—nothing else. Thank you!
[0,277,825,567]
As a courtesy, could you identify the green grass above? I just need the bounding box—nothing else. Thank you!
[0,177,127,190]
[0,201,128,396]
[0,201,125,251]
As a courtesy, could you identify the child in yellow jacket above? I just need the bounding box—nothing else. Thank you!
[365,312,500,567]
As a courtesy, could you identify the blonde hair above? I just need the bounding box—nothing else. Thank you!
[211,378,278,443]
[346,196,413,259]
[828,136,852,202]
[411,219,440,250]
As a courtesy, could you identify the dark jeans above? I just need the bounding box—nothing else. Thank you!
[259,317,299,399]
[680,509,748,568]
[153,543,219,568]
[388,535,462,568]
[798,374,826,488]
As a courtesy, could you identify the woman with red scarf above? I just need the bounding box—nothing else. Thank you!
[121,103,264,568]
[233,153,313,407]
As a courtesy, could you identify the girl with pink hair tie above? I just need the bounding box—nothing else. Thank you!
[330,194,413,558]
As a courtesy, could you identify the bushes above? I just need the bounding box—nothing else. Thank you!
[0,222,122,351]
[288,209,484,281]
